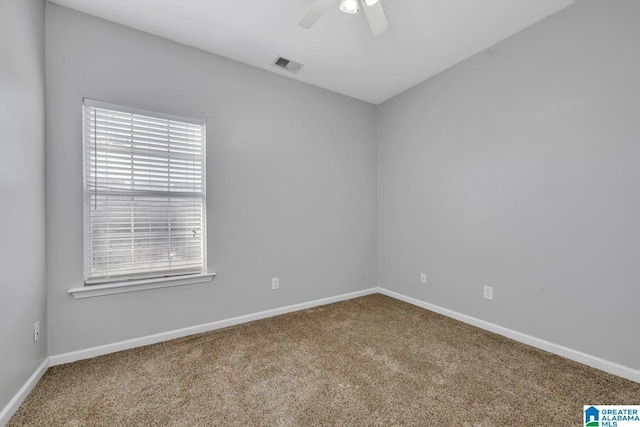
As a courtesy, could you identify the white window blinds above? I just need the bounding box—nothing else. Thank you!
[83,99,206,285]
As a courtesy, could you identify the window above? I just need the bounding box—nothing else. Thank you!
[83,99,207,285]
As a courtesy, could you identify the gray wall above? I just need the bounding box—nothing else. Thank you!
[0,0,47,412]
[13,0,637,386]
[378,0,640,370]
[46,4,377,356]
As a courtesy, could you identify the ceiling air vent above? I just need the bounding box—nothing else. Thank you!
[272,56,304,74]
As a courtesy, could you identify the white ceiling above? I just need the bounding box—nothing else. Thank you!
[47,0,575,105]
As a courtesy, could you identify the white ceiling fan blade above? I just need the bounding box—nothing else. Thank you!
[361,0,389,37]
[298,0,337,29]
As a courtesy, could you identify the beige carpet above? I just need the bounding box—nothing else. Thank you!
[9,294,639,426]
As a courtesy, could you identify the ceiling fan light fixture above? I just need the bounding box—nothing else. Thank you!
[340,0,359,14]
[364,0,379,5]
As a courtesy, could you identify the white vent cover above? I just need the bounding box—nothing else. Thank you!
[272,56,304,74]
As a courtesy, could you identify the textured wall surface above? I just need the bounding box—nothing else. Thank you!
[46,4,377,356]
[0,0,47,414]
[378,0,640,370]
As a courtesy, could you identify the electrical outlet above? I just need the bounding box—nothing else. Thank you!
[272,277,280,290]
[420,273,427,284]
[33,321,40,342]
[483,286,493,300]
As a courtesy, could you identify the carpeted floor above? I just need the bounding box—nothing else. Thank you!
[9,294,640,426]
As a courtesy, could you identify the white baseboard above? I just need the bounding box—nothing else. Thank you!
[49,287,379,366]
[0,358,49,426]
[379,287,640,384]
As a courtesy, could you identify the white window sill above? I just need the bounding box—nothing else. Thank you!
[68,273,216,299]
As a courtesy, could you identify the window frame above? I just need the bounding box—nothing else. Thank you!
[74,98,213,297]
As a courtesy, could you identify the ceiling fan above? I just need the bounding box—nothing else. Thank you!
[299,0,389,37]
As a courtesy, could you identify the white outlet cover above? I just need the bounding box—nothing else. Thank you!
[33,321,41,342]
[483,286,493,300]
[420,273,427,284]
[272,277,279,290]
